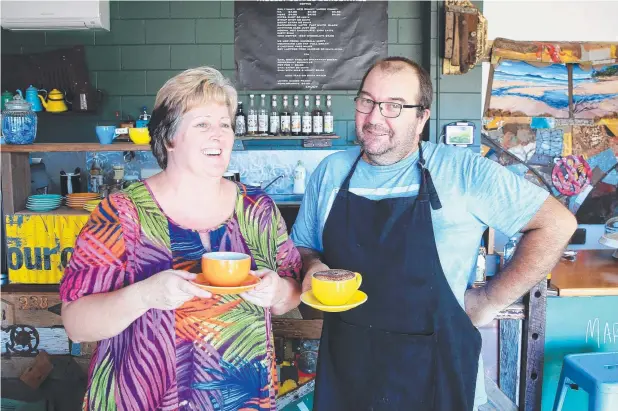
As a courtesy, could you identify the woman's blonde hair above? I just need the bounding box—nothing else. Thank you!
[148,67,238,169]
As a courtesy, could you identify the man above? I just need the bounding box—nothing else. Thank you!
[290,57,577,411]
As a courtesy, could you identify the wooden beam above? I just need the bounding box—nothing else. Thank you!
[519,280,548,411]
[272,319,323,339]
[1,152,31,213]
[487,227,496,255]
[496,302,525,320]
[13,206,91,216]
[0,286,523,342]
[0,136,342,153]
[458,12,470,73]
[1,327,70,355]
[451,14,460,67]
[483,64,495,116]
[1,143,151,153]
[1,355,89,379]
[19,351,54,389]
[447,5,481,15]
[499,319,521,404]
[568,64,574,118]
[1,292,63,328]
[444,11,455,59]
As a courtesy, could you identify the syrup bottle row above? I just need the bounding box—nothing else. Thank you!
[234,94,334,136]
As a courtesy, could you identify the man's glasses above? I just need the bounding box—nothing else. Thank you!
[354,96,424,118]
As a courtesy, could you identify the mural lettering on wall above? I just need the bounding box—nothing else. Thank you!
[586,318,618,348]
[7,247,74,271]
[5,214,88,284]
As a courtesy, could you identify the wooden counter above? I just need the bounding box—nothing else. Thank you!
[550,250,618,297]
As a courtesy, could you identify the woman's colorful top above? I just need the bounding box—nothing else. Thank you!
[59,182,302,411]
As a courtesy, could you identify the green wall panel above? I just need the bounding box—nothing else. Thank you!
[1,0,482,149]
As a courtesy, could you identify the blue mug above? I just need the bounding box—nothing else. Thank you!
[96,125,116,144]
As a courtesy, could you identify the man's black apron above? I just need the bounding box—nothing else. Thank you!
[314,145,482,410]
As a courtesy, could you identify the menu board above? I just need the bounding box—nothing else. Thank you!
[235,1,387,90]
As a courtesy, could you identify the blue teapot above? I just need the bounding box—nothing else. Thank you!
[24,85,46,112]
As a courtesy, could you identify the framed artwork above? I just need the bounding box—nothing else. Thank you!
[487,60,570,118]
[445,123,475,145]
[572,64,618,119]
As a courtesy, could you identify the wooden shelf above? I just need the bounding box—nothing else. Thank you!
[1,143,150,153]
[238,134,339,141]
[551,250,618,296]
[0,135,340,153]
[15,206,90,216]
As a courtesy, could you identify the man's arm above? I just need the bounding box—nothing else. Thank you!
[298,246,331,292]
[465,195,577,326]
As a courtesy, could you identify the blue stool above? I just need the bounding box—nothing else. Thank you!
[553,352,618,411]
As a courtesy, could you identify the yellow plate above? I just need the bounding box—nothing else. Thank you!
[300,290,367,312]
[191,273,261,295]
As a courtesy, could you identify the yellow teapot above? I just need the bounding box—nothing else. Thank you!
[39,89,68,113]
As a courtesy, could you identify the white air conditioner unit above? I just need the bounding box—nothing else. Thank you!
[1,0,110,31]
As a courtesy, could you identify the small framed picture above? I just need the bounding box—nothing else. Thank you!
[445,123,475,146]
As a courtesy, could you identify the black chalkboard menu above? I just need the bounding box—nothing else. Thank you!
[235,1,387,90]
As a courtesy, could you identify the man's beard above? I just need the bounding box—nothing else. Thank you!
[357,123,418,166]
[358,124,393,157]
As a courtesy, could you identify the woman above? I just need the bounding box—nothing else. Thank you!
[60,67,302,411]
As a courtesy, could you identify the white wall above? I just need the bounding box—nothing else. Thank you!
[484,1,618,43]
[481,0,618,109]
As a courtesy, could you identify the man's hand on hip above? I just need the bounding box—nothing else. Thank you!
[464,287,502,327]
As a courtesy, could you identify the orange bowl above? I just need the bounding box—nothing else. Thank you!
[200,252,251,287]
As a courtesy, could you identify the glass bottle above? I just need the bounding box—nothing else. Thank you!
[312,95,324,135]
[503,236,519,265]
[324,95,334,134]
[247,94,257,135]
[291,95,301,136]
[258,94,268,135]
[280,95,291,136]
[269,95,280,135]
[302,95,312,136]
[235,101,246,136]
[2,93,37,145]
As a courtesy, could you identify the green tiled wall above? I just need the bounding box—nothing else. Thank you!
[1,0,482,149]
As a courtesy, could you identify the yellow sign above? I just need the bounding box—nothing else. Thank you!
[5,214,89,284]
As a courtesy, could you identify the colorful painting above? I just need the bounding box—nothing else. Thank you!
[535,129,564,158]
[572,64,618,119]
[486,121,536,164]
[488,60,570,118]
[572,125,612,158]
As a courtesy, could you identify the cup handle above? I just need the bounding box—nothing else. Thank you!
[355,272,362,288]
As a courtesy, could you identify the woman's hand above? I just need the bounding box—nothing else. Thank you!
[138,270,212,310]
[240,269,284,308]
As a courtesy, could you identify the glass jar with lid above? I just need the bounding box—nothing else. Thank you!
[2,93,37,145]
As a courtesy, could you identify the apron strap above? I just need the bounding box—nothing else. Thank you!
[343,145,442,210]
[340,152,364,191]
[417,143,442,210]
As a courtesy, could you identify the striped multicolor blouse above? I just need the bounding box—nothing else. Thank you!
[59,182,301,411]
